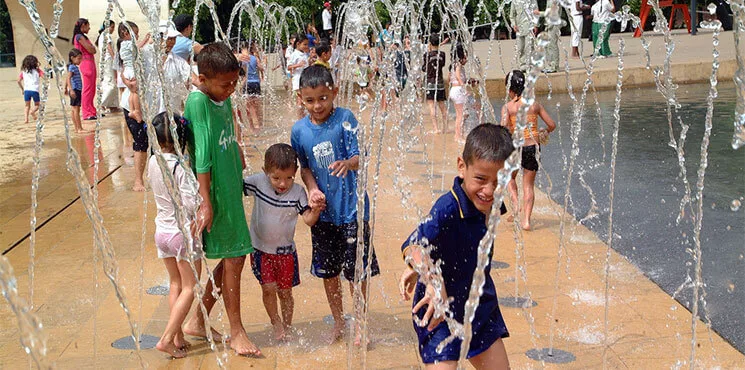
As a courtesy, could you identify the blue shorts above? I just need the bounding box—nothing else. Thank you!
[310,221,380,281]
[24,90,40,103]
[414,308,509,363]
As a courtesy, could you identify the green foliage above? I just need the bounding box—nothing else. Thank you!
[0,0,14,54]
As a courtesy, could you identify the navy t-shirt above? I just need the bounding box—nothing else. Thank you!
[401,176,509,362]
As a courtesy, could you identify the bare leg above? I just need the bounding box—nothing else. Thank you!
[348,280,370,346]
[438,101,448,132]
[260,283,285,341]
[507,170,520,222]
[427,100,440,133]
[31,102,40,120]
[129,89,142,123]
[323,276,345,344]
[72,107,83,133]
[454,103,464,141]
[425,361,458,370]
[222,256,261,356]
[132,151,147,192]
[24,101,31,123]
[183,260,224,340]
[469,338,510,370]
[277,288,294,332]
[156,258,202,358]
[521,169,537,230]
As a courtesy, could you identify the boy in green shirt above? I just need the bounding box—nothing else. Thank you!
[182,42,261,357]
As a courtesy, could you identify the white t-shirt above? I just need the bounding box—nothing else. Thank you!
[322,9,333,31]
[243,173,310,254]
[285,46,294,74]
[20,69,42,92]
[289,49,309,91]
[592,0,613,24]
[163,52,192,113]
[148,153,197,234]
[570,0,583,16]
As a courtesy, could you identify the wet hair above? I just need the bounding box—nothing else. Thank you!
[196,42,241,78]
[264,143,298,171]
[293,33,308,49]
[315,41,331,57]
[299,64,334,89]
[95,20,114,45]
[462,124,515,165]
[68,48,82,66]
[173,14,193,33]
[505,69,525,97]
[21,55,39,73]
[152,112,189,150]
[72,18,89,44]
[428,34,440,47]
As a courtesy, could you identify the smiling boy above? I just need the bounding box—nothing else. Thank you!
[399,124,515,369]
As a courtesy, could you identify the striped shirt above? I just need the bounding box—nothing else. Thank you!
[243,173,310,254]
[68,64,82,90]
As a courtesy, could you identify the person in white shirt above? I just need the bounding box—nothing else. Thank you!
[287,34,310,119]
[570,0,591,58]
[322,2,333,39]
[591,0,615,58]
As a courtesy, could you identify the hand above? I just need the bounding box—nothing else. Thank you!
[399,267,418,301]
[196,200,213,235]
[70,90,77,99]
[309,189,326,210]
[329,159,350,177]
[239,149,246,170]
[412,282,446,331]
[64,89,69,96]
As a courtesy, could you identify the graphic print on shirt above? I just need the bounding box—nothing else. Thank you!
[312,141,335,169]
[219,128,237,151]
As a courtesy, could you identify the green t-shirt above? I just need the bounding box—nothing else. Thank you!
[184,91,253,259]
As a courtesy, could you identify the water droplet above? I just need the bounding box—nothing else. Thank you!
[710,202,716,209]
[661,198,666,204]
[670,305,678,311]
[347,237,356,244]
[730,199,741,212]
[707,3,717,14]
[726,225,732,231]
[727,282,735,293]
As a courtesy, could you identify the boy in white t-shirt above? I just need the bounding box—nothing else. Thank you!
[243,143,321,342]
[591,0,615,58]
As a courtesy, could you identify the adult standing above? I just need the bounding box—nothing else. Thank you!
[73,18,98,120]
[172,14,204,62]
[321,2,333,40]
[96,20,119,111]
[509,0,539,70]
[569,0,590,58]
[591,0,615,58]
[543,0,560,73]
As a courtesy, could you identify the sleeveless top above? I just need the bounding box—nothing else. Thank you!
[507,102,540,141]
[244,55,260,83]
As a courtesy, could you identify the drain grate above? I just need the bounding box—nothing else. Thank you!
[498,296,537,308]
[112,334,159,350]
[525,348,576,363]
[146,285,169,295]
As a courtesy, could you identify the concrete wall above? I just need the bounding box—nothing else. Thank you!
[1,0,169,81]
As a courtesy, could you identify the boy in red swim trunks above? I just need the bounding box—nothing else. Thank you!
[244,143,322,341]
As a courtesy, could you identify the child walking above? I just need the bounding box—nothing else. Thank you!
[243,143,321,342]
[64,49,86,133]
[181,42,261,357]
[449,44,469,142]
[287,33,310,119]
[147,112,201,358]
[291,65,380,345]
[500,70,556,231]
[18,55,43,124]
[399,123,515,369]
[240,41,264,132]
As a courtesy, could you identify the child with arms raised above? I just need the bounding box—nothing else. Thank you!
[291,65,380,345]
[400,124,514,369]
[147,112,201,358]
[181,42,261,357]
[243,143,321,342]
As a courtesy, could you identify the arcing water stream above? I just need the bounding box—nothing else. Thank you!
[2,0,744,368]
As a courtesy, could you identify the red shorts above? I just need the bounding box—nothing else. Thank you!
[250,249,300,290]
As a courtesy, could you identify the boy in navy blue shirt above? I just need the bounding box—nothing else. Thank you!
[291,65,379,345]
[399,124,514,369]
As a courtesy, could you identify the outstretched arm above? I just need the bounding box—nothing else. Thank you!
[536,102,556,132]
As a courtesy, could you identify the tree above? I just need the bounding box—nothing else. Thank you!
[0,0,15,66]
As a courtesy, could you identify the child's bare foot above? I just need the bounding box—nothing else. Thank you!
[183,318,224,341]
[326,322,345,344]
[230,330,262,357]
[156,340,187,358]
[521,221,532,231]
[174,331,190,349]
[132,183,146,192]
[272,322,286,342]
[506,213,515,222]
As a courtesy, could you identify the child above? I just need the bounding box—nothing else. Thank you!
[449,44,469,142]
[287,33,310,119]
[291,65,380,344]
[64,49,85,133]
[500,70,556,230]
[591,0,615,58]
[313,41,332,69]
[399,123,514,369]
[422,35,447,134]
[147,112,201,358]
[240,41,264,132]
[181,42,261,357]
[118,21,151,123]
[353,54,373,99]
[18,55,43,124]
[243,143,321,342]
